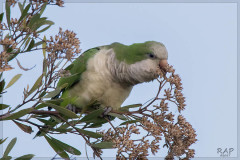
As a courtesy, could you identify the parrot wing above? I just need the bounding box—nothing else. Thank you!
[57,47,100,89]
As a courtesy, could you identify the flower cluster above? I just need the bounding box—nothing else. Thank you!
[6,0,17,7]
[0,37,18,71]
[99,65,197,160]
[32,0,64,7]
[46,28,81,62]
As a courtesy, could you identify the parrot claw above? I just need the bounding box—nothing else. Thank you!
[100,106,112,118]
[66,104,80,113]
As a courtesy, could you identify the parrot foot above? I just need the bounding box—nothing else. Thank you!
[66,104,81,113]
[100,106,112,118]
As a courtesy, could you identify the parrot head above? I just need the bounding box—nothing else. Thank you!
[105,41,168,85]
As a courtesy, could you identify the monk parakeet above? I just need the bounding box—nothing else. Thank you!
[57,41,168,112]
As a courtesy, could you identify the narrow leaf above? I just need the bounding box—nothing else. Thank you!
[13,120,33,134]
[36,25,51,33]
[19,4,30,22]
[80,109,103,122]
[26,39,35,51]
[22,0,26,8]
[119,103,142,112]
[43,88,61,98]
[45,103,78,119]
[0,156,11,160]
[3,138,17,157]
[0,104,9,110]
[42,36,46,58]
[0,80,5,93]
[91,141,114,149]
[50,136,81,155]
[33,41,43,47]
[0,137,8,145]
[28,14,40,28]
[0,13,4,23]
[44,135,69,159]
[35,99,62,109]
[108,113,127,120]
[4,74,22,90]
[5,2,10,28]
[76,129,103,138]
[2,108,33,120]
[39,2,47,16]
[120,120,139,126]
[23,37,31,51]
[28,74,43,95]
[18,2,23,13]
[15,154,34,160]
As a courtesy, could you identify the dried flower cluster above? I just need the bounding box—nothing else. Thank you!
[46,28,81,62]
[6,0,17,7]
[32,0,64,7]
[0,0,65,72]
[98,65,197,160]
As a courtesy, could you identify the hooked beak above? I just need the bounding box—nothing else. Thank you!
[159,59,168,72]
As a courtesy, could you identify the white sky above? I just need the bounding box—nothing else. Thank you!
[1,2,238,159]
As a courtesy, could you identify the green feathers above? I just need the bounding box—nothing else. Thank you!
[58,41,164,89]
[106,41,161,64]
[57,47,100,89]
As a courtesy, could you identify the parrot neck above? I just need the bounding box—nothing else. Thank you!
[106,50,158,86]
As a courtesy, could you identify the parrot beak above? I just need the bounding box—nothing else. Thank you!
[159,59,168,72]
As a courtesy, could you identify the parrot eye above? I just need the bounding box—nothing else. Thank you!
[148,53,155,58]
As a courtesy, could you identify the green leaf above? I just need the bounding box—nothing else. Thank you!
[120,120,139,126]
[33,20,54,32]
[3,138,17,157]
[43,88,61,98]
[0,13,4,23]
[53,128,72,133]
[119,103,142,112]
[91,141,114,149]
[0,80,5,93]
[108,113,127,120]
[35,99,62,110]
[65,63,74,70]
[80,108,103,122]
[37,118,58,127]
[0,137,8,145]
[76,129,103,138]
[44,135,69,159]
[49,136,81,155]
[31,17,47,31]
[4,74,22,90]
[45,103,78,119]
[33,41,43,47]
[0,156,11,160]
[22,0,26,8]
[0,104,9,110]
[13,120,33,134]
[28,14,40,29]
[5,1,10,29]
[42,36,46,58]
[26,39,35,51]
[39,91,46,98]
[41,20,54,26]
[28,74,43,95]
[36,25,51,33]
[39,2,47,16]
[19,4,30,22]
[23,37,31,50]
[15,154,34,160]
[2,108,33,120]
[18,2,23,13]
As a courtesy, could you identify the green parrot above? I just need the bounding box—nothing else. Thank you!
[57,41,168,113]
